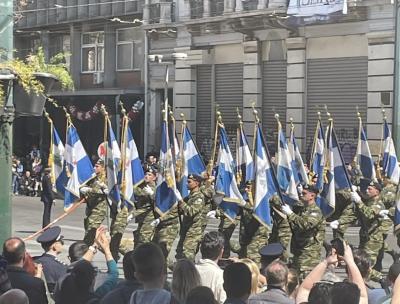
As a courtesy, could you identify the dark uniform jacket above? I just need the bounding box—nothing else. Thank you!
[41,174,54,203]
[6,265,48,304]
[34,253,67,293]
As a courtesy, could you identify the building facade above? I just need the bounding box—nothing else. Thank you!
[13,0,146,158]
[144,0,395,163]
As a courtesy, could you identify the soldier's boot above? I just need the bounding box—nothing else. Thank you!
[110,233,123,261]
[373,248,384,272]
[83,228,97,246]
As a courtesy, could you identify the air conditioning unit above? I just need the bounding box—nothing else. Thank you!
[93,72,104,84]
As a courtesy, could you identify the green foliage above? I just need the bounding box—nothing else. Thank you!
[0,47,74,97]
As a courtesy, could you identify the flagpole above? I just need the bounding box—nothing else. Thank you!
[354,111,362,171]
[100,105,111,231]
[177,113,186,182]
[236,107,243,185]
[119,102,128,196]
[309,112,321,180]
[377,108,387,180]
[251,103,259,160]
[207,107,221,175]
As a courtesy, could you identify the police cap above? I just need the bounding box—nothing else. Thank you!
[303,184,319,194]
[259,243,284,257]
[368,180,382,192]
[188,174,203,183]
[37,226,63,244]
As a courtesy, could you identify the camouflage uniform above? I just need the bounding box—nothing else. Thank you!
[269,195,291,261]
[218,214,237,258]
[177,188,207,260]
[288,202,325,278]
[247,222,269,266]
[133,182,156,248]
[153,205,180,258]
[109,205,129,260]
[82,176,108,246]
[356,195,387,281]
[327,189,356,240]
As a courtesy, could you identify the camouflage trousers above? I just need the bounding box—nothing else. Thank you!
[292,248,322,279]
[218,217,237,258]
[269,223,291,262]
[83,200,107,245]
[177,215,207,261]
[360,234,385,281]
[153,218,180,258]
[133,208,155,249]
[109,206,129,260]
[247,226,269,266]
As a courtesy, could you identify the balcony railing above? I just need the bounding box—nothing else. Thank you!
[15,0,142,29]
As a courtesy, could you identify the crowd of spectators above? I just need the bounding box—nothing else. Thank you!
[2,228,399,304]
[12,145,43,197]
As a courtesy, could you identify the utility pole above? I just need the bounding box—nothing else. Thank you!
[0,0,14,244]
[394,0,400,153]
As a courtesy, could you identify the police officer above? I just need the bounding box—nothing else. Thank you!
[80,159,108,246]
[177,174,207,260]
[41,167,55,228]
[132,167,157,248]
[34,226,68,293]
[352,180,389,281]
[259,242,285,274]
[281,184,325,279]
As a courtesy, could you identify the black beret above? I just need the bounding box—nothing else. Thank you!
[37,226,63,244]
[368,180,382,192]
[188,174,203,183]
[303,184,319,194]
[96,159,105,166]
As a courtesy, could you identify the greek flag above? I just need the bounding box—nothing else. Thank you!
[180,125,206,198]
[105,120,121,208]
[276,121,299,203]
[356,120,376,181]
[120,118,144,207]
[49,124,68,195]
[155,121,182,215]
[253,125,277,227]
[215,126,245,221]
[382,120,400,184]
[236,124,254,185]
[169,120,180,166]
[394,190,400,234]
[288,126,309,185]
[64,124,95,210]
[310,119,325,191]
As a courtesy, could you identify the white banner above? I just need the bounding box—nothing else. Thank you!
[287,0,346,16]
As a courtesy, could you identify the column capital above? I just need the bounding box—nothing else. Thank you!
[366,31,395,44]
[286,37,306,49]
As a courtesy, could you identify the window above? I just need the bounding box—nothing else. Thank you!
[116,28,136,71]
[81,32,104,72]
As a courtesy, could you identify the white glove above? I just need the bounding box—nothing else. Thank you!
[80,186,90,194]
[150,218,161,227]
[351,185,358,192]
[101,188,109,195]
[281,204,293,216]
[330,220,339,230]
[379,210,390,218]
[297,184,303,194]
[127,213,134,222]
[207,210,217,218]
[351,191,362,204]
[143,185,154,196]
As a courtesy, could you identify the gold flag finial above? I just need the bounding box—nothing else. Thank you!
[180,112,186,125]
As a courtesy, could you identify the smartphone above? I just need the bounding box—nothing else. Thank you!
[331,238,345,256]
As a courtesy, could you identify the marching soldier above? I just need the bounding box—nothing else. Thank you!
[269,194,291,261]
[109,202,130,261]
[281,184,325,279]
[328,188,356,240]
[351,180,389,281]
[80,159,108,246]
[177,174,207,260]
[132,167,157,248]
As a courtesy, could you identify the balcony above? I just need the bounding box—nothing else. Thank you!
[15,0,143,29]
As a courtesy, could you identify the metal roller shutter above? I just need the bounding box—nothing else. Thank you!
[262,61,287,154]
[215,63,243,134]
[306,57,368,163]
[196,65,213,159]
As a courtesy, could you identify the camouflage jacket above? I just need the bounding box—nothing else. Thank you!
[82,175,108,206]
[133,182,156,210]
[288,202,325,251]
[180,188,205,219]
[357,196,387,235]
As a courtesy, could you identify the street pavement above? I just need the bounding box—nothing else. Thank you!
[11,195,398,280]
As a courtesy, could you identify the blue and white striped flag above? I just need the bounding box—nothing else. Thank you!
[120,118,144,207]
[169,120,180,166]
[215,126,245,221]
[236,124,254,185]
[356,119,376,181]
[64,124,95,210]
[49,124,68,195]
[288,125,309,185]
[105,119,122,208]
[310,119,325,191]
[394,190,400,234]
[276,120,298,203]
[382,120,400,184]
[180,124,206,198]
[253,125,277,227]
[155,120,182,215]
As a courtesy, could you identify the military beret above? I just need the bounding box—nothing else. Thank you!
[96,159,104,166]
[188,174,203,183]
[145,165,158,174]
[303,184,319,194]
[259,243,284,257]
[368,180,382,192]
[37,226,63,244]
